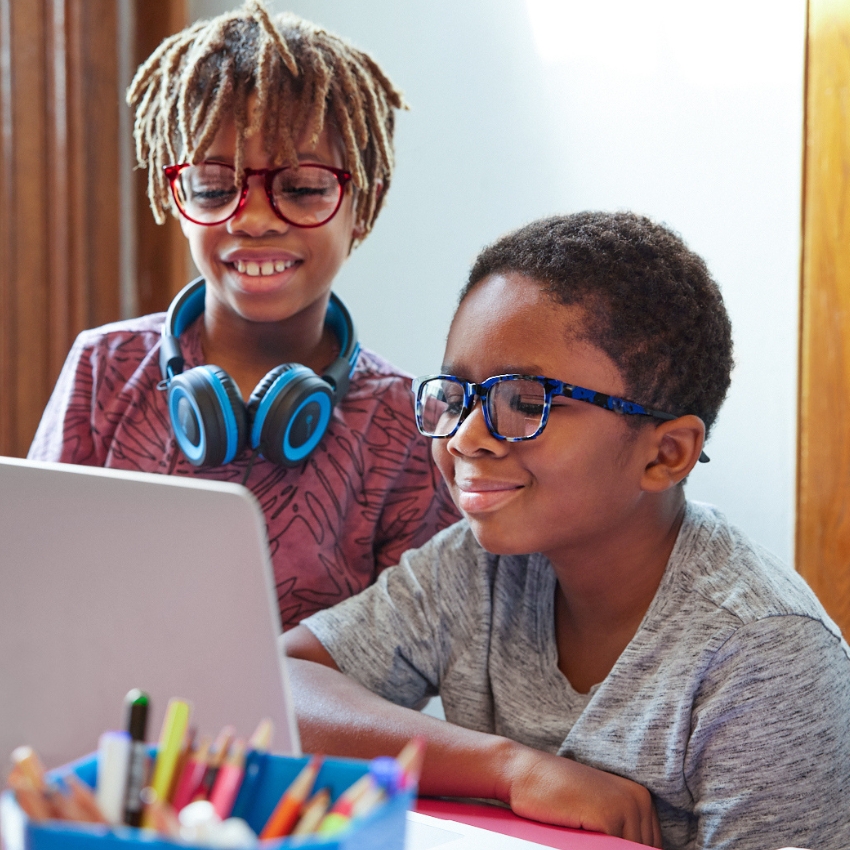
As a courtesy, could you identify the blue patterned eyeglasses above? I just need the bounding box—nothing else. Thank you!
[412,374,709,462]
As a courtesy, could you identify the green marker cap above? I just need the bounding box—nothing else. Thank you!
[124,688,149,741]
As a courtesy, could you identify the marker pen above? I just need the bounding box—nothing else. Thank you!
[122,689,149,827]
[96,730,131,824]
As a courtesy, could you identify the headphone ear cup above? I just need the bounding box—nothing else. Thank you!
[247,364,334,467]
[168,365,247,467]
[246,364,294,421]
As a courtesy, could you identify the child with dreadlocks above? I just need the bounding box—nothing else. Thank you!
[28,1,458,628]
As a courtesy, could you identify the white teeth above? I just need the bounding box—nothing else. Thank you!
[234,259,296,276]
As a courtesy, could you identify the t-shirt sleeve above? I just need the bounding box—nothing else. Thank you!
[28,332,99,464]
[367,377,460,572]
[686,614,850,850]
[302,522,480,709]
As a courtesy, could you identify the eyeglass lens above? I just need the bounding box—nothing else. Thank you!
[418,377,547,439]
[172,163,344,225]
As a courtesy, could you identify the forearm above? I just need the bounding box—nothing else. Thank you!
[286,626,659,844]
[289,657,517,801]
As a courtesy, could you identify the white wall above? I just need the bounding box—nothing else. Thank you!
[190,0,806,566]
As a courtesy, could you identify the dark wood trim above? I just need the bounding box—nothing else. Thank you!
[133,0,191,317]
[0,0,187,458]
[0,0,53,457]
[0,0,17,452]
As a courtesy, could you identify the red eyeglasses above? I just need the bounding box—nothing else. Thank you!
[163,161,353,228]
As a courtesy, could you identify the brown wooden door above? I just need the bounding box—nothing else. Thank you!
[0,0,121,457]
[0,0,187,459]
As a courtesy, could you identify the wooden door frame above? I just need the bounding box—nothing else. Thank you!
[797,0,850,634]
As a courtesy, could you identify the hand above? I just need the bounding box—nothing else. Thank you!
[499,745,662,847]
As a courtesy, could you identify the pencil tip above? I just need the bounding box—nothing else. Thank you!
[249,718,274,751]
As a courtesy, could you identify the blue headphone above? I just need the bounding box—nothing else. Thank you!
[159,277,360,469]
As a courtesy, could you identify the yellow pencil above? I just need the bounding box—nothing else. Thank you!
[142,698,191,826]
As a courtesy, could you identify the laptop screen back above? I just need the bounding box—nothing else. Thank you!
[0,457,300,775]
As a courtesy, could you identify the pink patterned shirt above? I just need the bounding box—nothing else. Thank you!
[28,312,460,628]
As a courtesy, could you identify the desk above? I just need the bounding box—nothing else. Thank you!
[410,799,641,849]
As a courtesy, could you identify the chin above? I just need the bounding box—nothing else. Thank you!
[464,519,534,557]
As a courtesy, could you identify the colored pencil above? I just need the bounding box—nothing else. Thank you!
[290,786,331,836]
[209,738,246,819]
[142,698,191,826]
[171,735,212,811]
[259,755,322,839]
[196,725,235,801]
[228,718,273,820]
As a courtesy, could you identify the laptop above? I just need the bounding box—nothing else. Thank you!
[0,457,300,775]
[0,458,565,850]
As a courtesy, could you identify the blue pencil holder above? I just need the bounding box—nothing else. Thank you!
[0,752,414,850]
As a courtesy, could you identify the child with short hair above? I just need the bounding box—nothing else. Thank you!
[28,1,458,628]
[286,212,850,848]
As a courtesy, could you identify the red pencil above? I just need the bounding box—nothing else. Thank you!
[171,736,212,811]
[208,738,246,819]
[196,725,235,802]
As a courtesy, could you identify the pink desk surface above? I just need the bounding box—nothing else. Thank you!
[415,798,643,849]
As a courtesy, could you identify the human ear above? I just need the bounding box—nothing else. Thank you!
[640,414,706,492]
[347,221,365,256]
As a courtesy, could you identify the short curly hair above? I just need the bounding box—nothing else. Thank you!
[463,212,734,437]
[126,0,405,241]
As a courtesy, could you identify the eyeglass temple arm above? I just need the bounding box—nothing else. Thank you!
[564,384,710,464]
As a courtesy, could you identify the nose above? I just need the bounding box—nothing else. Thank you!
[227,174,289,237]
[446,397,506,458]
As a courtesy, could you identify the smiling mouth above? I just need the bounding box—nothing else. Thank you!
[233,259,300,277]
[455,482,523,514]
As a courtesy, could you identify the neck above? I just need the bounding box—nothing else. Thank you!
[550,489,686,692]
[199,294,340,398]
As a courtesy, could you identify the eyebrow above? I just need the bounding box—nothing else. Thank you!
[439,365,549,378]
[199,152,337,167]
[296,151,332,163]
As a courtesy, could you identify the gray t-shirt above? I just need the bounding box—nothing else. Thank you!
[303,501,850,850]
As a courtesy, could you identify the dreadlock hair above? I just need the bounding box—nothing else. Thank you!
[463,212,734,438]
[126,0,405,240]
